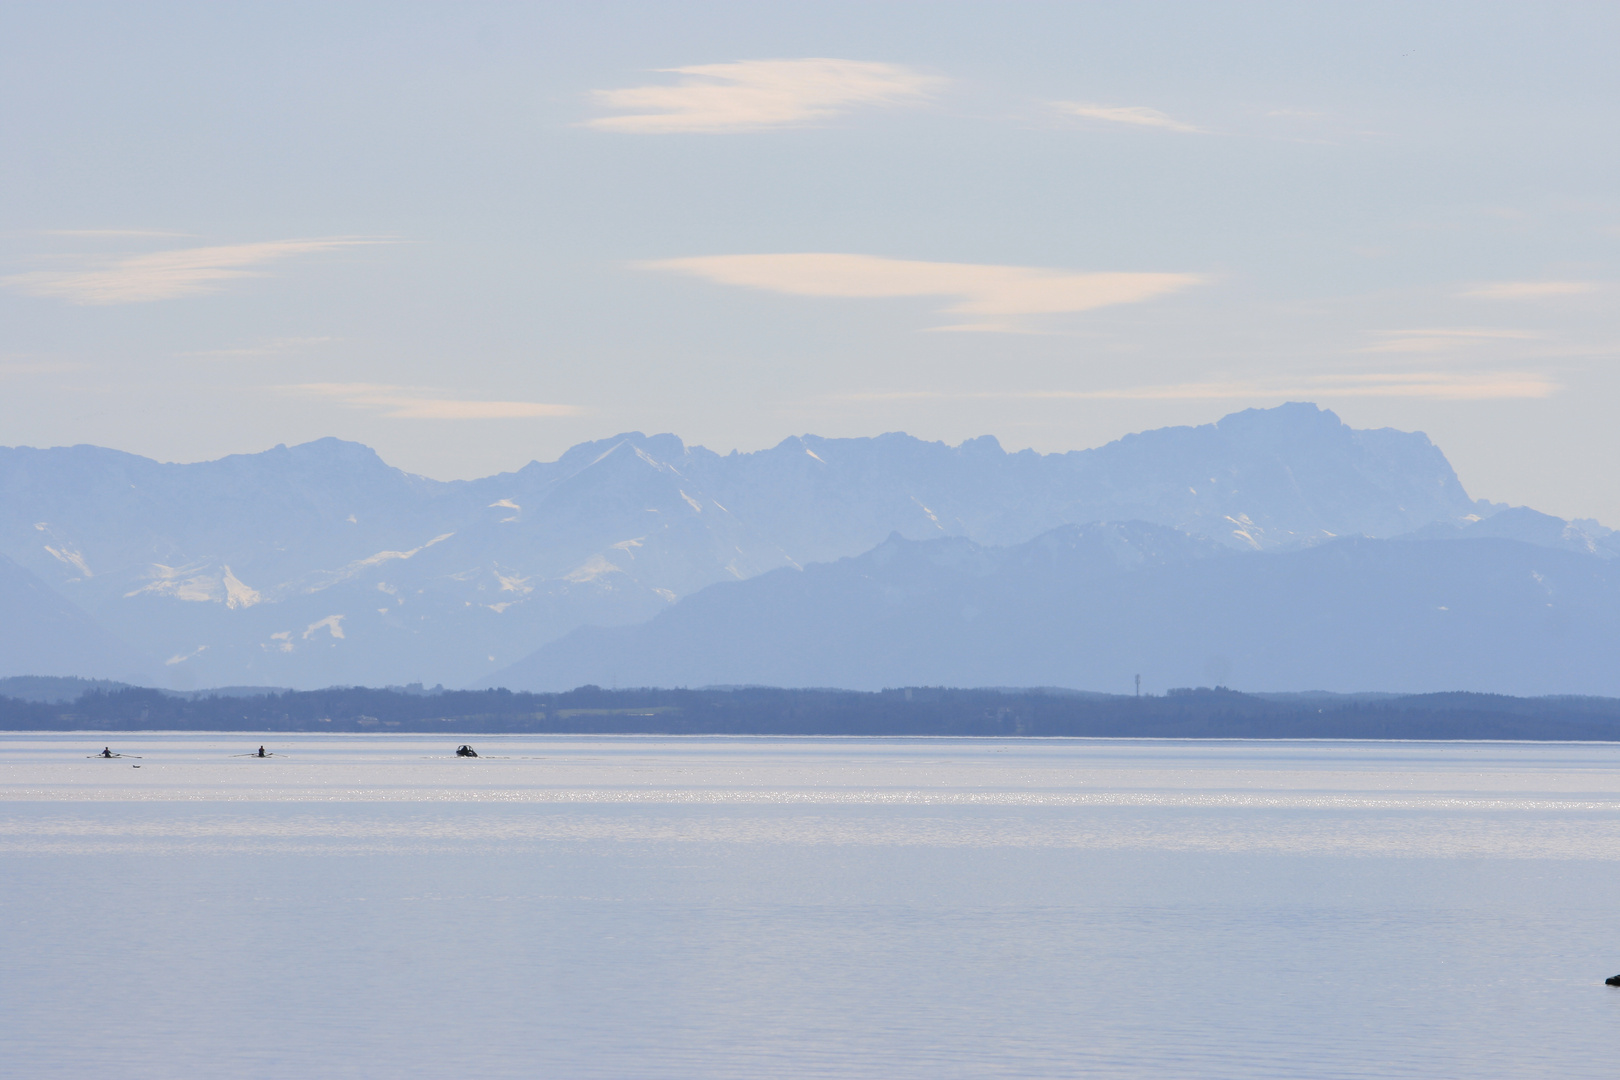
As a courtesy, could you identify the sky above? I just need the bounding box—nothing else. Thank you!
[2,1,1617,521]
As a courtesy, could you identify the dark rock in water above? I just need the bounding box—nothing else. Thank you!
[455,744,478,757]
[1607,974,1620,987]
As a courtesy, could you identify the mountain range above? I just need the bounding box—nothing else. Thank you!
[1,402,1613,692]
[492,523,1620,697]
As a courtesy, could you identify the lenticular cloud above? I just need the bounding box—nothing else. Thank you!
[585,58,941,134]
[641,252,1204,328]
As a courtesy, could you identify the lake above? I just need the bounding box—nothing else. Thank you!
[4,733,1620,1078]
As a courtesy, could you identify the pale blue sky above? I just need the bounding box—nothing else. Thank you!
[2,2,1617,519]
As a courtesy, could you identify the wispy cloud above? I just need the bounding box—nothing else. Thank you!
[642,253,1203,329]
[287,383,583,420]
[1,237,388,304]
[1459,280,1600,300]
[0,360,88,376]
[1358,328,1538,354]
[182,337,337,361]
[842,371,1558,403]
[1078,372,1557,400]
[585,58,941,133]
[1053,101,1204,133]
[927,321,1052,335]
[40,229,195,238]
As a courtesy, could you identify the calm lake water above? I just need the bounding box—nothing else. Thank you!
[4,733,1620,1078]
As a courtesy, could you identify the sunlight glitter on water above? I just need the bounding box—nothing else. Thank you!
[5,734,1620,1078]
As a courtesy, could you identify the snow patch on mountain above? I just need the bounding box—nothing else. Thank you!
[302,615,345,640]
[222,567,261,609]
[564,555,623,584]
[43,545,93,578]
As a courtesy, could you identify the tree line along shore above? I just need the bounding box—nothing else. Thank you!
[6,684,1620,740]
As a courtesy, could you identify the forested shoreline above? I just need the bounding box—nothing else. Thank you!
[6,683,1620,740]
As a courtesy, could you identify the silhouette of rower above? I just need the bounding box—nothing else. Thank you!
[256,746,267,758]
[100,747,114,758]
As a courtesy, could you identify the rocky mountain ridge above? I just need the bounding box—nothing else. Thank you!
[0,402,1601,688]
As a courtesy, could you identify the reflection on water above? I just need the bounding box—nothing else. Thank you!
[3,735,1620,1078]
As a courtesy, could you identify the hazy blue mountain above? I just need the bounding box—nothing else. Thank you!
[0,436,771,688]
[0,553,148,681]
[0,675,139,703]
[1400,505,1620,557]
[669,401,1486,558]
[0,676,297,703]
[0,403,1576,688]
[487,526,1620,697]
